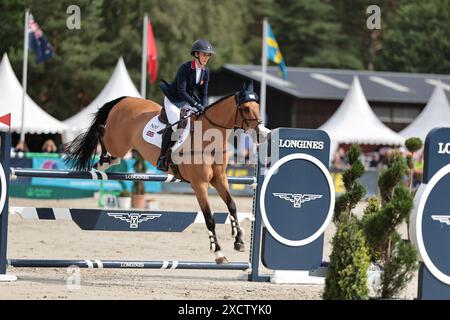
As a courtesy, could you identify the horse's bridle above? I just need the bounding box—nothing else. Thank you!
[202,93,262,131]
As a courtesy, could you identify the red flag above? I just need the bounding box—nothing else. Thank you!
[0,113,11,127]
[146,19,158,84]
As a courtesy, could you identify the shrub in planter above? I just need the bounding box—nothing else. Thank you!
[324,217,370,300]
[324,144,371,300]
[362,151,418,298]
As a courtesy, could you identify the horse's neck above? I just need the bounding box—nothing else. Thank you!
[200,96,236,146]
[202,96,236,129]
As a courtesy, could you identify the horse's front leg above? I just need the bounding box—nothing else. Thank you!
[210,175,245,252]
[191,181,229,264]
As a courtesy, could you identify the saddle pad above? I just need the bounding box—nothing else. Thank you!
[142,114,191,152]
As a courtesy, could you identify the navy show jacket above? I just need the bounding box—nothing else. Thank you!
[160,60,209,108]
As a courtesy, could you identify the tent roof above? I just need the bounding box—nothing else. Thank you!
[0,53,68,134]
[64,57,141,131]
[319,76,405,146]
[399,83,450,141]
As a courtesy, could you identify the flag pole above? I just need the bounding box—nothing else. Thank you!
[260,17,268,126]
[140,13,148,99]
[19,9,30,144]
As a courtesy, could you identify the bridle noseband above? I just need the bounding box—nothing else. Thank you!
[202,93,262,131]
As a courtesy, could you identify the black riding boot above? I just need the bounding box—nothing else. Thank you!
[157,127,173,171]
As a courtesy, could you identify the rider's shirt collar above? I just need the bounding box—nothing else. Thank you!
[191,60,205,70]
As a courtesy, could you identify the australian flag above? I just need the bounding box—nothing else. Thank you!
[28,14,54,63]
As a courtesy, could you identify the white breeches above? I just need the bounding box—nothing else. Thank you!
[164,96,194,131]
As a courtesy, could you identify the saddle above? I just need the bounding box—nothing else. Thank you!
[158,108,189,130]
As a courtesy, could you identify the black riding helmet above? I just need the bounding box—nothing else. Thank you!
[191,39,215,56]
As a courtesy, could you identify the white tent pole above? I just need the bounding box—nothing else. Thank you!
[140,13,148,98]
[260,17,268,126]
[20,9,30,143]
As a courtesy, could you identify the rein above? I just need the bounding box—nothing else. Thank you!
[200,94,261,130]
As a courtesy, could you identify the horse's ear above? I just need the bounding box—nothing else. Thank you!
[247,80,254,92]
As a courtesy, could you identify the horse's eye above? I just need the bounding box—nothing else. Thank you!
[243,108,251,113]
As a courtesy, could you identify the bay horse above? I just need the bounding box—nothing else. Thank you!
[64,81,270,264]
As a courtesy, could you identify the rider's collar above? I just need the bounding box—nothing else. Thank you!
[191,60,205,70]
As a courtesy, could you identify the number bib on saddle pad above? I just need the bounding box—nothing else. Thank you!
[142,114,191,153]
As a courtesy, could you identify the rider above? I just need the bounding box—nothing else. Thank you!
[157,39,215,171]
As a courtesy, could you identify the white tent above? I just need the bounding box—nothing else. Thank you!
[400,83,450,141]
[0,53,68,134]
[63,57,141,133]
[319,76,405,149]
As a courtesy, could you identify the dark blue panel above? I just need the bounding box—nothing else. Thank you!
[419,264,450,300]
[422,174,450,277]
[271,127,330,165]
[262,229,323,270]
[264,159,331,241]
[261,128,331,270]
[423,127,450,183]
[36,208,56,220]
[71,210,197,232]
[212,212,228,224]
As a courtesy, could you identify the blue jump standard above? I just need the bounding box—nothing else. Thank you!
[10,168,256,185]
[8,259,251,270]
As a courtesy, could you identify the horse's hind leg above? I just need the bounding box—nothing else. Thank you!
[210,175,245,252]
[94,125,121,170]
[191,181,228,264]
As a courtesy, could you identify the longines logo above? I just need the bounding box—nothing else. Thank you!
[278,139,324,150]
[431,215,450,226]
[438,143,450,155]
[273,193,323,208]
[124,174,150,180]
[120,262,145,268]
[107,212,162,228]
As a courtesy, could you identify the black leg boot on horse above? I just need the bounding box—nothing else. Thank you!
[157,127,173,172]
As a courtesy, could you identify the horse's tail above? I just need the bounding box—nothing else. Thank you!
[64,96,127,171]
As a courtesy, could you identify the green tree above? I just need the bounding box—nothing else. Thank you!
[8,0,116,120]
[376,0,450,73]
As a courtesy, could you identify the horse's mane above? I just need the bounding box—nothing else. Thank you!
[206,92,236,109]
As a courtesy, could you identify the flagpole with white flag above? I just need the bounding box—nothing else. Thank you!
[20,9,30,144]
[140,13,148,98]
[260,17,268,126]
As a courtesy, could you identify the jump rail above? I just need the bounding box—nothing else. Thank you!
[8,259,251,270]
[10,168,257,185]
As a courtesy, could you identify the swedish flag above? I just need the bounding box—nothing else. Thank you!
[267,24,287,79]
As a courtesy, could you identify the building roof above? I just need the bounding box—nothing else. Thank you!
[224,64,450,104]
[0,53,68,134]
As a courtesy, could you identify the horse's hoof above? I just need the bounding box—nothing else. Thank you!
[234,242,245,252]
[215,256,229,264]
